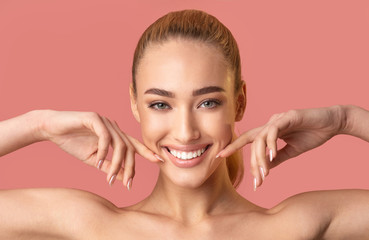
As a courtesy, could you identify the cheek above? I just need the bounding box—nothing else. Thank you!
[198,110,234,147]
[138,109,168,150]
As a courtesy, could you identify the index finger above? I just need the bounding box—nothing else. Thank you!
[83,112,111,166]
[217,127,263,158]
[125,134,160,163]
[108,120,160,163]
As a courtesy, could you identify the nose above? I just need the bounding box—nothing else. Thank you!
[172,107,200,143]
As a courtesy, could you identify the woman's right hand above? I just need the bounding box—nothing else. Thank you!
[39,110,162,189]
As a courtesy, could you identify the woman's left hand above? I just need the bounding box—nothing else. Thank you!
[217,105,346,189]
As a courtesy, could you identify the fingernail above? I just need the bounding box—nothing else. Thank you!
[253,177,257,191]
[269,149,273,162]
[109,175,116,186]
[97,159,103,170]
[216,150,223,158]
[127,178,133,191]
[155,154,164,162]
[260,167,265,181]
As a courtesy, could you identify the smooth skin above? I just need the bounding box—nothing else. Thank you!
[1,39,369,239]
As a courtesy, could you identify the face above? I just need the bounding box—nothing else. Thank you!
[131,38,244,188]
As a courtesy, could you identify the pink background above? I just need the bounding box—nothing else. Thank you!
[1,0,368,208]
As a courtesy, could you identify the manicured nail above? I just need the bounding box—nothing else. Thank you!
[253,177,257,191]
[216,150,224,158]
[155,154,164,162]
[127,178,133,191]
[260,167,265,181]
[97,160,103,170]
[109,175,116,186]
[269,149,273,162]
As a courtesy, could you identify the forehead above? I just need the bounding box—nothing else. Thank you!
[135,38,234,94]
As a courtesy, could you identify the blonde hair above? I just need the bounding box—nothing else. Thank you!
[132,9,244,188]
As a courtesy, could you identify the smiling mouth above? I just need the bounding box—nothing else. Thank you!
[165,145,211,160]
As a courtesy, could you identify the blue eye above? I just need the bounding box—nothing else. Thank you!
[148,102,171,110]
[199,99,221,109]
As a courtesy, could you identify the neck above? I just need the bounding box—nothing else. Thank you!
[144,160,247,225]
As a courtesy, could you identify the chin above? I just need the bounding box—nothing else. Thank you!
[164,171,209,189]
[159,156,224,189]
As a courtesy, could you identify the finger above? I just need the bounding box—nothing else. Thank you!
[110,120,159,163]
[218,127,262,158]
[267,113,282,123]
[84,112,111,167]
[250,143,261,190]
[110,121,136,188]
[269,144,300,169]
[254,136,268,178]
[268,111,299,137]
[101,117,126,185]
[266,125,279,163]
[125,134,161,163]
[99,160,124,182]
[122,148,135,190]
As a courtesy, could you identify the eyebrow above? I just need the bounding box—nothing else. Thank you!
[144,86,225,98]
[144,88,174,97]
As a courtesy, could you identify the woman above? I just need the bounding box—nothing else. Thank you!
[1,10,369,239]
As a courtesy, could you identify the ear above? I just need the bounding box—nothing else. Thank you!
[235,80,247,122]
[129,83,141,123]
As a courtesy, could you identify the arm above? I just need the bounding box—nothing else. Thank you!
[220,104,369,238]
[341,105,369,142]
[218,105,369,186]
[1,109,160,185]
[0,109,160,237]
[274,189,369,240]
[0,110,44,157]
[0,111,113,239]
[0,188,117,240]
[325,105,369,238]
[324,189,369,239]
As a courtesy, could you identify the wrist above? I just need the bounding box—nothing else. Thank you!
[327,105,348,135]
[26,109,52,142]
[336,104,353,135]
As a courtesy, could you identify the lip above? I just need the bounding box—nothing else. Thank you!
[164,143,209,152]
[162,144,211,168]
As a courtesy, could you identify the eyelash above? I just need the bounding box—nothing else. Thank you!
[198,99,222,109]
[148,99,222,111]
[148,102,171,110]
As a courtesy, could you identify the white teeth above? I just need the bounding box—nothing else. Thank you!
[168,146,207,160]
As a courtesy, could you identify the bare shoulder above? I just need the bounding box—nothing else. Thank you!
[18,187,119,213]
[268,189,369,240]
[36,188,121,237]
[0,188,120,240]
[46,187,118,209]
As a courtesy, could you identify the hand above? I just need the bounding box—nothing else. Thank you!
[39,110,162,189]
[217,105,345,189]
